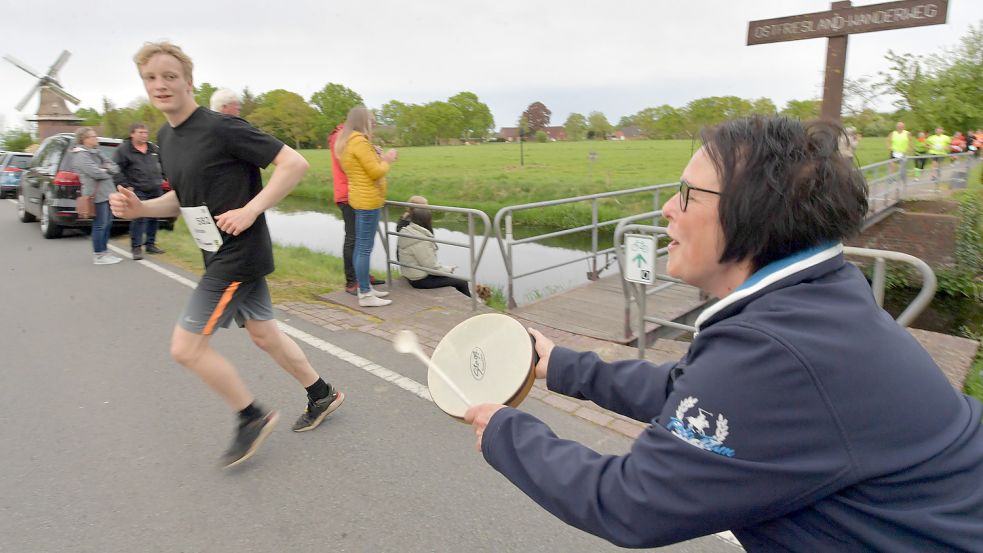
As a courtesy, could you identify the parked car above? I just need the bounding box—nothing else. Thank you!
[16,133,174,238]
[0,151,33,198]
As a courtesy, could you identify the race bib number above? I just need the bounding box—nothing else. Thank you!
[892,151,905,159]
[180,205,224,252]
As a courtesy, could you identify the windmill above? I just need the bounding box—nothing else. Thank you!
[4,50,83,140]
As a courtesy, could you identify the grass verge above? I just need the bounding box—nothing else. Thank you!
[130,218,348,304]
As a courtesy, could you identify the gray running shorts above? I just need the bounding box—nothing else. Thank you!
[178,276,274,335]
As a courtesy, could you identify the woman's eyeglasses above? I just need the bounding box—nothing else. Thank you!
[678,179,720,212]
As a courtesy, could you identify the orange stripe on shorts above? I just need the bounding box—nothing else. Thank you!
[203,281,241,335]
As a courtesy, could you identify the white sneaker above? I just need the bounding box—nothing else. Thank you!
[94,253,123,265]
[358,292,392,307]
[369,286,389,298]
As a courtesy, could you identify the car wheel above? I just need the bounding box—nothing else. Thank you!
[17,189,36,223]
[40,198,63,239]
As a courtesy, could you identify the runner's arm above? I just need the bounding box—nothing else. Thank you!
[110,187,179,219]
[244,145,309,215]
[212,145,308,236]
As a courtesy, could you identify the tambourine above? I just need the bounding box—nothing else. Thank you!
[429,313,538,420]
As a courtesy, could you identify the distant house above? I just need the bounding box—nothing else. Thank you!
[497,126,567,142]
[543,126,567,141]
[611,126,644,141]
[621,126,644,140]
[498,127,521,142]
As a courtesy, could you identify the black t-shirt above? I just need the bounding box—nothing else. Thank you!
[157,107,283,281]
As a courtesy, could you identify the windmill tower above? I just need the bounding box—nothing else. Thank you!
[4,51,83,140]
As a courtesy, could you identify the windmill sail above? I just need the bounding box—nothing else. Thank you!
[4,50,80,111]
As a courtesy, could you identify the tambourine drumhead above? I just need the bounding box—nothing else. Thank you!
[429,313,536,419]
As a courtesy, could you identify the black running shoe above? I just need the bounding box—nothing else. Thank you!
[292,390,345,432]
[220,410,279,468]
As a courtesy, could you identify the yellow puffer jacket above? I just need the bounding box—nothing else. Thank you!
[338,131,389,209]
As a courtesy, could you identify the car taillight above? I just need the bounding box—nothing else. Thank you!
[53,171,81,186]
[2,167,23,173]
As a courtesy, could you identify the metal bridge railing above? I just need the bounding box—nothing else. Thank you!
[613,222,938,360]
[863,152,978,224]
[380,200,492,311]
[491,153,975,311]
[492,182,678,309]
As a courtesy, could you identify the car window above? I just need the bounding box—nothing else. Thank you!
[31,138,62,171]
[97,143,119,158]
[9,155,32,169]
[45,145,64,173]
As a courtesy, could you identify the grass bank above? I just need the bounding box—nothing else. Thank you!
[957,161,983,405]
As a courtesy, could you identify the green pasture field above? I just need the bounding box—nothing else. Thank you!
[287,137,892,227]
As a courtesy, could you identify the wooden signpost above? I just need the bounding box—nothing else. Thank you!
[747,0,949,121]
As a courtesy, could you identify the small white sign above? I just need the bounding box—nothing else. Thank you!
[180,205,224,252]
[624,234,656,284]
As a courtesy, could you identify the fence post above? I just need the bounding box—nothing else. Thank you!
[900,156,908,200]
[637,281,647,360]
[468,213,477,310]
[381,204,393,287]
[872,257,886,307]
[590,199,599,280]
[505,213,516,309]
[653,189,662,227]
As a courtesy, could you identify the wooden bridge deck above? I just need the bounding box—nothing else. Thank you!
[511,258,706,345]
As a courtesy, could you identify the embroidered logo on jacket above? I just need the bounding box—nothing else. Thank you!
[667,396,735,457]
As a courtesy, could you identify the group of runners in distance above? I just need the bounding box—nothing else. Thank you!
[886,120,981,179]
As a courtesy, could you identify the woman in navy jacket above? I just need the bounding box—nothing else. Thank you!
[465,116,983,552]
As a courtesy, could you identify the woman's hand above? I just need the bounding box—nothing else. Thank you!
[464,403,507,452]
[528,328,555,379]
[381,149,398,163]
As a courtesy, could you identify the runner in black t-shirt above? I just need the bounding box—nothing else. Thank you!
[110,41,344,468]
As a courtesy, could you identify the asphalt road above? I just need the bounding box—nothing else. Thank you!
[0,199,738,553]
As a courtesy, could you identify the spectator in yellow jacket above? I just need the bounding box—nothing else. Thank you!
[335,106,398,307]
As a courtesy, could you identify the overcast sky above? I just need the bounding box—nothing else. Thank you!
[1,0,980,134]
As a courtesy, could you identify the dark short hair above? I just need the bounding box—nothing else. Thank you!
[701,116,868,271]
[129,123,147,134]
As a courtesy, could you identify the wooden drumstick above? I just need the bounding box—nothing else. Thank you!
[393,330,473,407]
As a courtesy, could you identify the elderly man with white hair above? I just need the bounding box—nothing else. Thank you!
[209,88,241,116]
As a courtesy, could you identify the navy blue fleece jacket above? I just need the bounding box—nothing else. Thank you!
[480,245,983,551]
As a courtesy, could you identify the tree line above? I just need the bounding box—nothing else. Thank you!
[2,22,977,152]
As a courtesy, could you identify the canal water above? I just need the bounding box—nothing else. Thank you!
[265,199,618,305]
